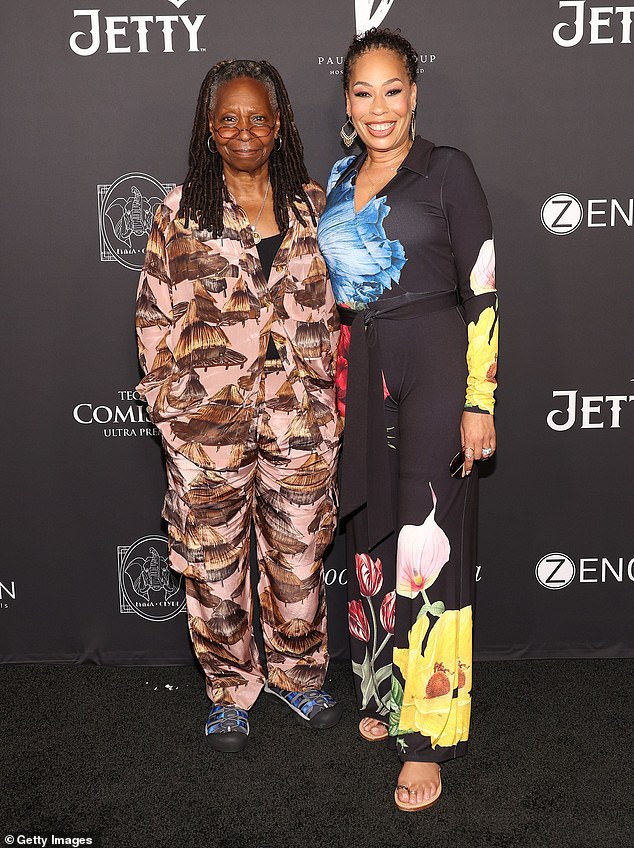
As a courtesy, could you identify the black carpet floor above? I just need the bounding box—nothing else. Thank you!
[1,659,632,848]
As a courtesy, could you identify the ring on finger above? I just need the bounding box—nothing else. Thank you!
[482,447,493,457]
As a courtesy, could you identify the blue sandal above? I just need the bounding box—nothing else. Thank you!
[205,705,249,752]
[264,682,342,728]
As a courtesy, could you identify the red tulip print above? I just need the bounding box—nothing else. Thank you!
[355,553,383,597]
[348,599,370,642]
[380,590,396,634]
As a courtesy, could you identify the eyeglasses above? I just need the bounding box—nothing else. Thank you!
[212,124,275,140]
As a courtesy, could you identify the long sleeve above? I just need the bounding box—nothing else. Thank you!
[441,150,498,414]
[135,203,175,418]
[306,180,340,369]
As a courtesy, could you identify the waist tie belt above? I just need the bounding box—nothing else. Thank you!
[338,289,459,551]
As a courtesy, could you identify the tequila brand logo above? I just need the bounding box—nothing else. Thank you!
[73,389,159,438]
[118,536,185,621]
[537,552,634,587]
[541,192,633,234]
[553,2,634,46]
[547,385,634,430]
[70,2,206,55]
[98,173,174,271]
[355,0,398,34]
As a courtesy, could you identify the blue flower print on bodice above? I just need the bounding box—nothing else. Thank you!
[317,156,407,310]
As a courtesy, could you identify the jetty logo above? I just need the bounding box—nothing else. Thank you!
[118,536,185,621]
[355,0,397,34]
[553,2,634,47]
[546,385,634,430]
[97,173,174,271]
[69,2,206,55]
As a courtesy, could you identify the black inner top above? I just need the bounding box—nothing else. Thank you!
[256,232,285,361]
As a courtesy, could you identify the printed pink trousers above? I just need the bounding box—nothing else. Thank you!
[161,368,338,709]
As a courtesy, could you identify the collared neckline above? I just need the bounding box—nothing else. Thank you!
[336,135,435,188]
[399,135,435,177]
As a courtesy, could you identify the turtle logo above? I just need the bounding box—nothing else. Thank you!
[118,535,185,621]
[97,173,175,271]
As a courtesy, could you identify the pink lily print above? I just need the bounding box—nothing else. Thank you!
[396,483,451,616]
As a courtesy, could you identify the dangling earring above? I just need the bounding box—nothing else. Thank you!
[410,109,416,141]
[340,116,357,147]
[207,135,218,154]
[274,136,282,152]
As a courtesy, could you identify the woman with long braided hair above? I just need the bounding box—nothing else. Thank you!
[136,60,341,752]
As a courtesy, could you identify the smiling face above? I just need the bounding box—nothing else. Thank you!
[345,48,417,154]
[208,77,280,175]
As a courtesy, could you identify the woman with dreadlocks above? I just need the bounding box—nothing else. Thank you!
[135,60,342,752]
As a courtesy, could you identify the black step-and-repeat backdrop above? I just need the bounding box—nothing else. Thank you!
[2,1,632,663]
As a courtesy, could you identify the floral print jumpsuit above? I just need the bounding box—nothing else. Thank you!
[317,137,498,762]
[136,182,340,710]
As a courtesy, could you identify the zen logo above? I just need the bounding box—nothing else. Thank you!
[541,193,633,234]
[541,193,583,234]
[535,553,576,589]
[355,0,397,34]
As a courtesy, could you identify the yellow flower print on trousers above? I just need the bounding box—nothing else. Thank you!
[466,305,498,414]
[393,606,472,749]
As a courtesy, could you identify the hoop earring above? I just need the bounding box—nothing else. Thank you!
[207,136,218,154]
[340,116,357,147]
[274,136,282,152]
[410,110,416,141]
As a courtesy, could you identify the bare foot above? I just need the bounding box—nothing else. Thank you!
[396,761,441,808]
[359,717,388,739]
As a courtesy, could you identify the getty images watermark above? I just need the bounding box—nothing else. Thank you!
[3,834,99,846]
